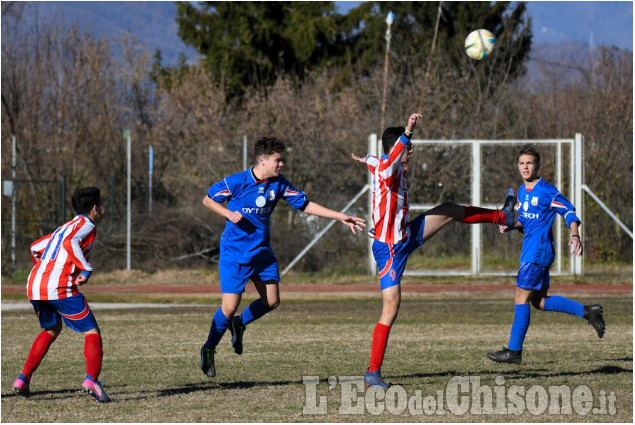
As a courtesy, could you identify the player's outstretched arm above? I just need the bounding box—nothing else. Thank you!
[303,201,366,234]
[203,195,243,224]
[351,153,368,164]
[406,113,423,134]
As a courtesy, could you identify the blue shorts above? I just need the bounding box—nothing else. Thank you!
[219,259,280,294]
[30,294,99,333]
[516,262,550,291]
[373,213,426,290]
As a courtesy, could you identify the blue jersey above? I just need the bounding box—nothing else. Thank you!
[516,179,580,267]
[207,168,309,263]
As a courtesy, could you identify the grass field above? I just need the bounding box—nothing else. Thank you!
[1,289,631,423]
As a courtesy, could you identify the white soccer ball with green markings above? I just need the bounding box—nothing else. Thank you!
[464,29,497,60]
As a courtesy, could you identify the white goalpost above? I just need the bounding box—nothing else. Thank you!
[365,134,584,277]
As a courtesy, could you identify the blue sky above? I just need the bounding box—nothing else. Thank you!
[11,1,633,67]
[336,1,633,50]
[525,1,632,49]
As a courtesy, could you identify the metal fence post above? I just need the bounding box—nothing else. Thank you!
[11,135,16,275]
[368,133,378,275]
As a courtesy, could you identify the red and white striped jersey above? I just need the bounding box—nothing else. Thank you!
[365,135,411,244]
[26,215,96,300]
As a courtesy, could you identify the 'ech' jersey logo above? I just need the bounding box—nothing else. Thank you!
[522,195,539,220]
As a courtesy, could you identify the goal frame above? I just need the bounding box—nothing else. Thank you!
[366,134,584,276]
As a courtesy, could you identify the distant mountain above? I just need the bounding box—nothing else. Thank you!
[13,1,197,66]
[524,41,603,91]
[10,1,622,82]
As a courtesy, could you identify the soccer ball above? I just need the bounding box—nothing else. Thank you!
[464,29,497,60]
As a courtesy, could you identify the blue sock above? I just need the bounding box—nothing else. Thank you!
[507,304,530,351]
[237,299,270,327]
[543,296,584,317]
[204,308,230,350]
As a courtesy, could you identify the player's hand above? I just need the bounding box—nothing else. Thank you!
[341,215,366,234]
[227,210,243,224]
[569,235,583,256]
[407,113,423,133]
[76,274,89,286]
[499,224,510,234]
[351,153,367,164]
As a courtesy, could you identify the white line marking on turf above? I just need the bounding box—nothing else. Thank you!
[1,302,211,311]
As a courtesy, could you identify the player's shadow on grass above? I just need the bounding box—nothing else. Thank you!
[603,356,632,362]
[393,364,632,384]
[157,379,298,397]
[1,388,94,401]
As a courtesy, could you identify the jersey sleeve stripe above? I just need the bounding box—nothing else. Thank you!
[214,189,231,197]
[551,200,567,209]
[284,189,300,197]
[564,211,576,220]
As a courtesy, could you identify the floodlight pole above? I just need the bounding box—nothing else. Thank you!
[368,134,378,275]
[148,145,153,213]
[125,130,132,270]
[380,12,395,135]
[11,135,16,275]
[243,134,248,170]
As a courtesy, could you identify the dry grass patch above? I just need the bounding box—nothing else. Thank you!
[2,294,631,422]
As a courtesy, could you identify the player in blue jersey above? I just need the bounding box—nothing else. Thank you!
[199,136,366,377]
[487,144,605,364]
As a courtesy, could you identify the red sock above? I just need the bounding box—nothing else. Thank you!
[84,334,103,381]
[368,323,391,373]
[22,331,55,381]
[461,206,504,224]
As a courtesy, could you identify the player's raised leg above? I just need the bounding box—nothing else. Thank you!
[535,294,605,338]
[461,187,516,226]
[583,304,606,338]
[421,188,516,242]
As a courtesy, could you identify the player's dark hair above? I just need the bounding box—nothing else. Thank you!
[254,137,286,162]
[381,126,406,154]
[518,144,541,165]
[71,187,102,214]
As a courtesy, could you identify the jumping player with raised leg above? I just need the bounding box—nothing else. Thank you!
[352,113,516,388]
[12,187,110,403]
[486,144,605,365]
[200,136,365,377]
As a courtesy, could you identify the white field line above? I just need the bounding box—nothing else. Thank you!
[3,297,630,311]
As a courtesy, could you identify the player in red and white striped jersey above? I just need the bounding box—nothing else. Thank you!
[13,187,111,402]
[27,213,96,301]
[352,113,516,388]
[363,139,409,244]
